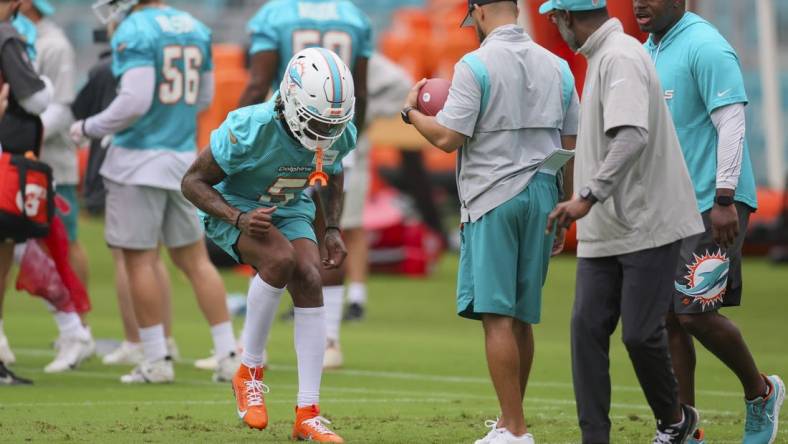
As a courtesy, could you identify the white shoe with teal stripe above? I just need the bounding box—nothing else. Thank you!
[743,374,785,444]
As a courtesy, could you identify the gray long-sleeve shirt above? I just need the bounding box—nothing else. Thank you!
[35,18,78,185]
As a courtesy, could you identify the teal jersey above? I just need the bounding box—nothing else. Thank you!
[208,94,357,221]
[247,0,373,90]
[645,12,757,212]
[111,6,213,153]
[12,15,36,61]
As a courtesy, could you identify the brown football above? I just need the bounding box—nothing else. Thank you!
[417,78,451,117]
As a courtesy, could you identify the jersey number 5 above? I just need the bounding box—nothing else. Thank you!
[261,177,309,204]
[160,45,203,105]
[292,30,352,65]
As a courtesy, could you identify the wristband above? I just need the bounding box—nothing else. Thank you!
[82,119,91,139]
[326,225,341,232]
[234,212,245,229]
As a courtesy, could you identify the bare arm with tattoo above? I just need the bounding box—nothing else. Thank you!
[321,171,347,269]
[181,149,275,240]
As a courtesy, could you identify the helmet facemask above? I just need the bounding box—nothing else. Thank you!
[282,92,354,151]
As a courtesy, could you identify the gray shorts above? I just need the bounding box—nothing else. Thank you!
[340,137,370,230]
[104,179,203,250]
[672,202,752,314]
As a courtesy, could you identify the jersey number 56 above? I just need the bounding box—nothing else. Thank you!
[160,45,203,105]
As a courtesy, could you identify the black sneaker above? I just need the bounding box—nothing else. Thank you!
[653,404,699,444]
[342,303,365,322]
[0,361,33,385]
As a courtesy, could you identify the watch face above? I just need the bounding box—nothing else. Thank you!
[716,196,734,206]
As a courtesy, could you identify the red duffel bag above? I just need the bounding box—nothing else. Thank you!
[0,152,54,242]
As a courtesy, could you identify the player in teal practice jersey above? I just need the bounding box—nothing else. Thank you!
[71,0,239,386]
[182,48,355,442]
[107,3,213,153]
[636,1,784,443]
[238,0,374,370]
[240,0,373,118]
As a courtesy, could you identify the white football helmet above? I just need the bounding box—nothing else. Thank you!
[92,0,138,25]
[279,48,355,152]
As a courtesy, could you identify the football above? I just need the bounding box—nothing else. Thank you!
[417,78,451,117]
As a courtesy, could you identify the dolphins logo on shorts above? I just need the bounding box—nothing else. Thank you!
[675,250,729,310]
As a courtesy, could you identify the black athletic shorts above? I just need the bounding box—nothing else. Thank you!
[672,202,753,314]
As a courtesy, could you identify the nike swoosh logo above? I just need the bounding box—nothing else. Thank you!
[717,88,732,97]
[609,79,626,88]
[237,408,247,419]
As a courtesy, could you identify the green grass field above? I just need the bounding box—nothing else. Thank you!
[1,216,787,443]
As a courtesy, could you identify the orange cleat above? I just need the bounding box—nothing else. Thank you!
[231,364,268,430]
[291,404,344,442]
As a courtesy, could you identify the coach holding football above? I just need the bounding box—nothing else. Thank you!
[403,1,579,442]
[540,0,705,442]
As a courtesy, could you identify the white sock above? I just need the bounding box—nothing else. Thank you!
[347,282,367,305]
[210,321,236,359]
[241,275,284,368]
[294,306,326,407]
[139,324,167,362]
[53,311,87,340]
[323,286,344,344]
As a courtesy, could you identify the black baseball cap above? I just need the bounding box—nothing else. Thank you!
[461,0,517,27]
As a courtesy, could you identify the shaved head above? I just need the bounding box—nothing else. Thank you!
[482,0,518,17]
[469,0,519,43]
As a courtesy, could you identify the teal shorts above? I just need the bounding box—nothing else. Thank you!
[202,194,317,264]
[457,173,559,324]
[56,185,79,242]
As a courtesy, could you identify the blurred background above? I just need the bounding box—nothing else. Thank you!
[51,0,788,270]
[2,3,786,440]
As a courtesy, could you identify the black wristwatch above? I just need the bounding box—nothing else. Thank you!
[401,106,416,125]
[579,186,598,204]
[715,195,734,207]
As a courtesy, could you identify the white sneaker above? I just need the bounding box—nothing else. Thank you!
[44,336,95,373]
[323,342,343,369]
[475,419,501,444]
[194,354,217,371]
[195,345,252,371]
[0,333,15,365]
[102,341,143,365]
[488,429,535,444]
[80,329,96,360]
[213,352,240,382]
[166,337,181,362]
[120,358,174,384]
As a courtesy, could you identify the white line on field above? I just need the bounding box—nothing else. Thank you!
[4,366,743,417]
[0,395,741,418]
[0,398,451,408]
[13,348,743,400]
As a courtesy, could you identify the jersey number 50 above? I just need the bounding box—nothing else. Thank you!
[160,45,203,105]
[292,30,352,65]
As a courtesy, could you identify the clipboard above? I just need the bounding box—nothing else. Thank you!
[537,149,574,175]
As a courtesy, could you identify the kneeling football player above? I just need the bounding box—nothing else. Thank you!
[181,48,354,443]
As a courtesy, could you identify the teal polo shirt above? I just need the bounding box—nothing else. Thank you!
[644,12,758,212]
